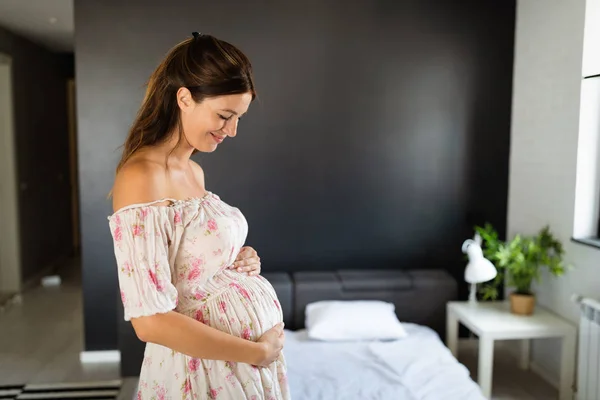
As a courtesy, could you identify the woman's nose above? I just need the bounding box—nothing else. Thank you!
[221,118,238,137]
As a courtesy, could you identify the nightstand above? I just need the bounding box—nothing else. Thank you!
[446,301,576,400]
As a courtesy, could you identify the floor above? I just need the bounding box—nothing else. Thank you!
[0,258,559,400]
[458,341,559,400]
[0,259,136,400]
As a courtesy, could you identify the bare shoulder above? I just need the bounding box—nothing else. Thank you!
[189,159,206,189]
[112,157,169,212]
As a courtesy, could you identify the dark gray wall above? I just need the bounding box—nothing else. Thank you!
[0,26,74,283]
[75,0,515,351]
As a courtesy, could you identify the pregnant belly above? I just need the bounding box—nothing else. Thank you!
[180,270,283,340]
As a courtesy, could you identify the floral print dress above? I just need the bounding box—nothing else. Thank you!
[108,192,290,400]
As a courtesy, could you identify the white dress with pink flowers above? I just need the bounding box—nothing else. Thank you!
[108,192,289,400]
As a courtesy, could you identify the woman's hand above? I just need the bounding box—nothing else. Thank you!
[254,323,285,367]
[231,246,261,276]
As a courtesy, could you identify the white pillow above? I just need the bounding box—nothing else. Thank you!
[305,300,408,341]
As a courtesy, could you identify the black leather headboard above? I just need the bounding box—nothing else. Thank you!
[118,269,457,376]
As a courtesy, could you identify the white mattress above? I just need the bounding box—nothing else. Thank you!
[283,323,485,400]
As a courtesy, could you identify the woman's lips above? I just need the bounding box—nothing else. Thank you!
[211,132,225,144]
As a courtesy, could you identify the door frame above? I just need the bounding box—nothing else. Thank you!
[67,78,80,252]
[0,53,21,294]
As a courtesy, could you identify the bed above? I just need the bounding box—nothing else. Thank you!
[263,269,486,400]
[118,268,485,399]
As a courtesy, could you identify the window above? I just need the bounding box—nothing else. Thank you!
[572,0,600,248]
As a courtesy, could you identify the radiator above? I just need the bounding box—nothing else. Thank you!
[574,294,600,400]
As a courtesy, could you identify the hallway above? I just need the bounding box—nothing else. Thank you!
[0,259,137,399]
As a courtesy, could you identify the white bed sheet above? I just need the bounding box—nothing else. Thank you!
[283,323,485,400]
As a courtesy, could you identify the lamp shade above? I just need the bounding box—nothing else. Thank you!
[462,237,497,284]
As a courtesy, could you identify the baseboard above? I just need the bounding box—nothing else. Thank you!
[21,254,72,293]
[0,264,57,313]
[530,360,560,390]
[22,263,57,292]
[79,350,121,363]
[502,342,560,390]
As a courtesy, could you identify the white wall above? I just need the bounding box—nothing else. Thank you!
[509,0,600,386]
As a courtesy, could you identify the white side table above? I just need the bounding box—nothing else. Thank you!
[446,301,576,400]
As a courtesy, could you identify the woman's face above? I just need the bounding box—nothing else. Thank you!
[178,90,253,152]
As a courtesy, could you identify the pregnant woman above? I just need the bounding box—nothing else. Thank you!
[108,32,289,399]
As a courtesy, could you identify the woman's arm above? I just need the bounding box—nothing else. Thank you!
[132,311,271,365]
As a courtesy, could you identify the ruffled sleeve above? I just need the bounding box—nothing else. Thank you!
[108,205,178,321]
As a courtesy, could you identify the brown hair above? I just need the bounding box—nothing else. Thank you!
[116,33,255,172]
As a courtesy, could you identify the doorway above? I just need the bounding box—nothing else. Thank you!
[0,53,21,297]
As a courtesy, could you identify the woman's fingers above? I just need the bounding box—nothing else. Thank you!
[230,247,261,275]
[234,256,260,269]
[237,261,261,273]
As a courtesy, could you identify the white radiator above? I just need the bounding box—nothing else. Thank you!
[574,294,600,400]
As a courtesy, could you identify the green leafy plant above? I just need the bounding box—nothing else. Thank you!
[474,223,569,300]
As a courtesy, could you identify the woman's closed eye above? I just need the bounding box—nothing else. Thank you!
[218,114,232,121]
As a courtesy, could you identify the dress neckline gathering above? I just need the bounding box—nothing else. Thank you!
[107,191,212,220]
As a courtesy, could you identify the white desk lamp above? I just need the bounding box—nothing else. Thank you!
[461,233,497,305]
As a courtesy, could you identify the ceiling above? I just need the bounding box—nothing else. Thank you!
[0,0,74,53]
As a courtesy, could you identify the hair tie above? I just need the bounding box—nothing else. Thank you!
[192,32,201,39]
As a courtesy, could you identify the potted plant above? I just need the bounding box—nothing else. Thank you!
[474,223,569,315]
